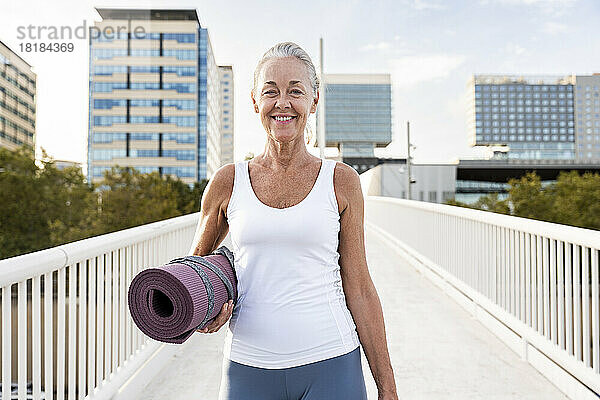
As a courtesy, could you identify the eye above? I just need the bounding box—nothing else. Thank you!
[291,89,303,94]
[263,90,277,95]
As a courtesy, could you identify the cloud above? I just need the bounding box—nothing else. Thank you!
[411,0,446,10]
[390,54,466,86]
[541,21,568,34]
[359,41,392,51]
[481,0,577,16]
[444,29,457,36]
[505,42,526,56]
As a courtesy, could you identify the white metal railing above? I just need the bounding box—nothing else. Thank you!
[0,212,199,400]
[364,196,600,399]
[3,188,599,399]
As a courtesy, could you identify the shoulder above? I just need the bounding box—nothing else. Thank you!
[210,162,236,188]
[201,163,236,216]
[332,161,363,215]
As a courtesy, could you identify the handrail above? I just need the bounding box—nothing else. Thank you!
[0,212,200,400]
[371,196,600,249]
[364,195,600,398]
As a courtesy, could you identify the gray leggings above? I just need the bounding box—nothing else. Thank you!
[218,346,368,400]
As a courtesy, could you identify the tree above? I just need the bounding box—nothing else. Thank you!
[95,166,181,233]
[42,152,98,246]
[507,171,553,222]
[0,144,47,258]
[445,170,600,231]
[472,192,511,215]
[163,175,208,215]
[545,170,600,230]
[0,145,96,258]
[1,146,211,260]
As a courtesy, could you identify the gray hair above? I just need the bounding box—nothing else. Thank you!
[252,42,320,99]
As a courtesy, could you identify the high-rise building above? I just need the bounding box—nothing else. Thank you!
[573,74,600,162]
[468,74,600,162]
[218,65,234,165]
[316,74,392,173]
[0,40,36,152]
[88,8,223,186]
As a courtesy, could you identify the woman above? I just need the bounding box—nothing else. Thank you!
[189,42,398,400]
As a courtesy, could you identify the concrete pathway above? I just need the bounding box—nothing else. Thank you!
[136,228,570,399]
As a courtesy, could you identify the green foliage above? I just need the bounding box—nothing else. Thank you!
[445,193,510,215]
[164,175,208,215]
[545,170,600,230]
[507,171,552,221]
[94,166,181,233]
[0,145,207,260]
[1,144,49,257]
[445,170,600,230]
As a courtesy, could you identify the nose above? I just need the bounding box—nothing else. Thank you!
[274,92,292,109]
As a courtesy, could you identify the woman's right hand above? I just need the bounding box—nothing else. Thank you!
[196,300,234,334]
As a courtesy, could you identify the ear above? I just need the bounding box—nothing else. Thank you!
[250,90,259,113]
[309,91,319,114]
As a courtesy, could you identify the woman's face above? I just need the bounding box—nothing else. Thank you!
[252,57,318,144]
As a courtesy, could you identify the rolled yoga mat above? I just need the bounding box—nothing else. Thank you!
[128,245,238,344]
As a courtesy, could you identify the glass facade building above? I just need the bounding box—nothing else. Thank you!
[0,40,36,152]
[468,74,600,162]
[88,9,224,186]
[573,74,600,163]
[316,74,392,159]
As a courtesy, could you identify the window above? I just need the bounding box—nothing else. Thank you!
[428,191,437,203]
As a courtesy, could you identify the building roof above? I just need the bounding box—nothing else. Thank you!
[0,40,32,68]
[95,8,201,25]
[471,74,574,85]
[324,73,391,85]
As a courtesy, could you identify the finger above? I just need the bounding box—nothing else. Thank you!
[206,317,225,333]
[198,302,232,333]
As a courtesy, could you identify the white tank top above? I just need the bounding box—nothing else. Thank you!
[222,158,360,369]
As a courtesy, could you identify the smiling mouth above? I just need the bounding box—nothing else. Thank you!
[271,116,297,122]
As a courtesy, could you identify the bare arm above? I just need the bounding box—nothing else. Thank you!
[188,164,234,256]
[335,163,398,400]
[188,164,235,334]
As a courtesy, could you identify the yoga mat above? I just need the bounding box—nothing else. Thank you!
[128,245,237,344]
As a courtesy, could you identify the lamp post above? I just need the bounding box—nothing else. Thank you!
[318,37,325,159]
[406,121,416,200]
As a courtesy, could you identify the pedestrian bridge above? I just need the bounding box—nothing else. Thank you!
[1,195,599,399]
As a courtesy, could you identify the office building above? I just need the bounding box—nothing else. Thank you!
[53,159,83,172]
[218,65,234,165]
[362,160,457,203]
[0,40,36,152]
[316,73,392,173]
[573,74,600,162]
[468,74,600,162]
[363,157,600,205]
[88,8,223,186]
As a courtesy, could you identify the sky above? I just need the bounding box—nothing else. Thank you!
[1,0,599,167]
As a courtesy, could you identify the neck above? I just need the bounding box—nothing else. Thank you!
[257,135,315,172]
